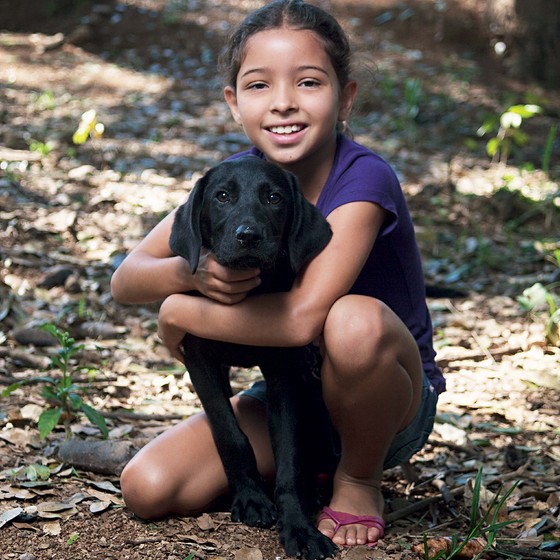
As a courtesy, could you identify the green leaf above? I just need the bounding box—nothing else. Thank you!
[51,354,64,370]
[24,464,51,481]
[508,104,542,118]
[80,403,109,439]
[41,323,63,343]
[68,392,83,410]
[38,407,63,439]
[500,111,522,129]
[511,129,528,147]
[486,137,500,157]
[40,385,61,404]
[518,282,552,311]
[72,109,98,145]
[1,382,23,397]
[477,115,499,137]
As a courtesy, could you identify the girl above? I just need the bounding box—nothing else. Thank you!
[111,0,444,549]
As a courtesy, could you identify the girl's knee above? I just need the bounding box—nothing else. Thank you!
[120,456,173,519]
[324,296,392,364]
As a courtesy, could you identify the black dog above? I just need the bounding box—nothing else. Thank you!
[169,156,336,560]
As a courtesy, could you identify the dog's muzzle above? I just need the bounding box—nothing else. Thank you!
[235,225,261,248]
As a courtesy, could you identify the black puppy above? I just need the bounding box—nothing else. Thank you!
[169,156,336,560]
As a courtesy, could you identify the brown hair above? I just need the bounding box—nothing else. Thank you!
[219,0,352,90]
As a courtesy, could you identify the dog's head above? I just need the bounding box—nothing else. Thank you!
[170,156,332,274]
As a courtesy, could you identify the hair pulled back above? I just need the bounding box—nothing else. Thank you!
[219,0,352,90]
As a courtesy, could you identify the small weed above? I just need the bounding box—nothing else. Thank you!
[422,468,518,559]
[6,463,52,482]
[477,104,542,165]
[517,241,560,345]
[32,90,56,111]
[403,77,423,121]
[28,139,55,156]
[518,282,560,346]
[67,532,79,545]
[1,324,108,439]
[73,109,104,145]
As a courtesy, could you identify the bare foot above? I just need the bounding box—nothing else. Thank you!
[317,470,385,546]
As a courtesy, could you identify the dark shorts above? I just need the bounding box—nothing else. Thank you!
[239,359,438,470]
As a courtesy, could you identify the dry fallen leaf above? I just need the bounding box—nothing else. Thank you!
[234,547,264,560]
[12,521,40,532]
[41,520,61,535]
[84,488,123,505]
[0,507,23,529]
[412,537,490,559]
[89,500,111,514]
[196,512,215,530]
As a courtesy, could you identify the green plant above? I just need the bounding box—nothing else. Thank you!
[518,280,560,346]
[32,90,56,111]
[403,77,423,121]
[72,109,104,145]
[477,104,542,165]
[517,242,560,346]
[28,139,55,156]
[423,468,518,559]
[2,324,108,440]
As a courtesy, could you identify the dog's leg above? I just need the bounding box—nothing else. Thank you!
[182,335,276,528]
[263,352,338,560]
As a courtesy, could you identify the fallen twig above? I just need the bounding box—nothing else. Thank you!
[386,486,466,523]
[102,410,185,422]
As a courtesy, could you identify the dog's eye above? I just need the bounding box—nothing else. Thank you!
[216,191,230,203]
[268,192,282,205]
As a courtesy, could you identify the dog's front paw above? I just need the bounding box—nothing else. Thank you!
[231,488,277,528]
[279,521,338,560]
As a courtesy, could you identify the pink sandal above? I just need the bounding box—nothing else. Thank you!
[317,506,385,547]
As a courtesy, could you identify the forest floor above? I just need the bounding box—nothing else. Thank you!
[0,0,559,559]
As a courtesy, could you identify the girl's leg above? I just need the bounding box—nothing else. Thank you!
[120,394,275,519]
[317,295,424,546]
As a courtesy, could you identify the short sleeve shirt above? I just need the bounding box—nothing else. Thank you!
[229,135,445,394]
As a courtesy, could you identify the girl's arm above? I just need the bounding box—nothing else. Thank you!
[110,210,261,305]
[158,201,386,361]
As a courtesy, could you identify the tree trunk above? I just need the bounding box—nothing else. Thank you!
[487,0,560,87]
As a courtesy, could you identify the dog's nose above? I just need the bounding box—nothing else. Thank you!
[235,225,260,247]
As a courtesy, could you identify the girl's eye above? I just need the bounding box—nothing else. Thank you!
[268,192,282,205]
[216,191,230,203]
[300,79,320,88]
[248,82,267,90]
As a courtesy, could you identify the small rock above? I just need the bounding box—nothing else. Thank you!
[37,265,75,289]
[19,553,37,560]
[68,164,96,181]
[12,326,58,347]
[71,321,127,340]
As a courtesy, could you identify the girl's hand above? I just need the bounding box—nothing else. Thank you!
[191,251,261,305]
[158,294,189,363]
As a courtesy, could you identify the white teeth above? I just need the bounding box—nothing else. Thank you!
[270,125,302,134]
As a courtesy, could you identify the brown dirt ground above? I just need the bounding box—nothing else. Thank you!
[1,1,559,559]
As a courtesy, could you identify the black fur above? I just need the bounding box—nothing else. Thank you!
[170,156,336,560]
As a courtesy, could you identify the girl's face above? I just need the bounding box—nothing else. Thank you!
[224,28,356,173]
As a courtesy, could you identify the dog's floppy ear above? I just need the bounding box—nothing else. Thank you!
[169,174,207,274]
[286,172,332,273]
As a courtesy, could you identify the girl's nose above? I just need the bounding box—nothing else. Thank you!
[270,85,297,113]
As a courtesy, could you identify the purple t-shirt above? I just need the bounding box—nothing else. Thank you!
[229,135,445,394]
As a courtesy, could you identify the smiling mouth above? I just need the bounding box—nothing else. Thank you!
[269,124,305,135]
